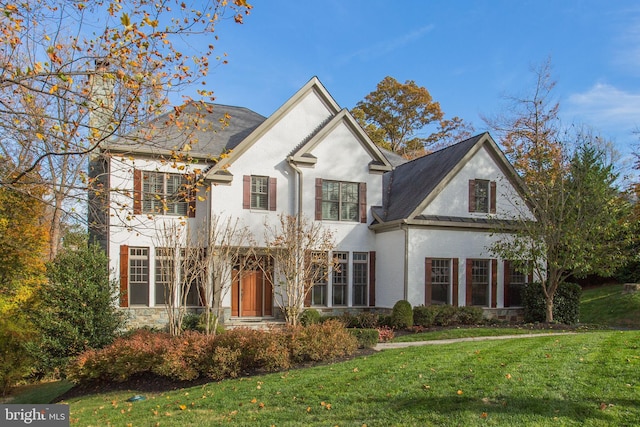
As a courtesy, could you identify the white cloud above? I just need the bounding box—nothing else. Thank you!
[565,83,640,133]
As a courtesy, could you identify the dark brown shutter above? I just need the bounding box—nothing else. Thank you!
[369,251,376,307]
[490,181,497,214]
[452,258,459,307]
[119,245,129,307]
[269,177,277,211]
[133,169,142,214]
[491,259,498,308]
[243,175,250,209]
[425,258,433,306]
[187,174,196,218]
[468,180,476,213]
[315,178,323,220]
[466,259,473,306]
[359,182,367,223]
[304,250,312,307]
[504,260,511,307]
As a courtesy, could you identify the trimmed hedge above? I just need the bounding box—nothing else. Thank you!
[413,305,483,327]
[391,300,414,329]
[347,328,379,348]
[521,282,581,324]
[67,320,358,385]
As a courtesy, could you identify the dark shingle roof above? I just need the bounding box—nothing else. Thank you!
[380,133,487,222]
[104,103,266,159]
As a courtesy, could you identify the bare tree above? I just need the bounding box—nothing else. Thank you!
[263,214,335,326]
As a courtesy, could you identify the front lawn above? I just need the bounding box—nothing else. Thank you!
[580,284,640,328]
[61,330,640,426]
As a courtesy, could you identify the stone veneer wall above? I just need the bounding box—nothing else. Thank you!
[482,307,524,323]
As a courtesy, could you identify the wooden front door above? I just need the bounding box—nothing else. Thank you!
[231,257,273,317]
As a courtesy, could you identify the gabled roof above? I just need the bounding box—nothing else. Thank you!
[288,109,393,172]
[103,102,266,160]
[205,76,342,180]
[374,132,523,224]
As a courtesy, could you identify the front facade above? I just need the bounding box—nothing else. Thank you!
[92,77,534,328]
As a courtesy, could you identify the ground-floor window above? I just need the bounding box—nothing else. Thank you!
[129,247,150,305]
[470,259,490,306]
[311,252,328,306]
[505,261,527,307]
[154,247,173,305]
[332,252,348,306]
[352,252,368,306]
[430,258,451,304]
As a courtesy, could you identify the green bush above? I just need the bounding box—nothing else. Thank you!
[391,300,414,329]
[353,312,380,329]
[453,306,484,325]
[522,282,582,324]
[0,316,36,396]
[347,328,379,348]
[413,306,436,327]
[30,240,125,375]
[299,308,322,326]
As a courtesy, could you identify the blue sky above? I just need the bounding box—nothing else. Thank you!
[202,0,640,181]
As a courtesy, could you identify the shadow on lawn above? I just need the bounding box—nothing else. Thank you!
[385,395,633,424]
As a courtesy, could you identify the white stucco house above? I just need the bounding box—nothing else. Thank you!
[90,77,534,328]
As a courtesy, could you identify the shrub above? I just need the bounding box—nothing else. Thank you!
[432,305,457,326]
[353,312,380,329]
[30,241,125,375]
[211,328,291,373]
[453,306,483,325]
[299,308,322,326]
[390,300,413,329]
[0,316,36,396]
[522,282,582,324]
[347,328,379,348]
[153,331,212,381]
[376,326,395,342]
[288,319,358,363]
[413,306,436,327]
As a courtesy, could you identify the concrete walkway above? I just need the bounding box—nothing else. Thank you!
[373,332,577,351]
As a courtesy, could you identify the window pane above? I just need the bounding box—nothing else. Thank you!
[251,176,269,210]
[431,259,450,305]
[332,252,348,306]
[471,259,489,306]
[322,201,339,220]
[129,247,149,306]
[155,247,174,305]
[142,172,188,216]
[509,268,526,306]
[322,181,360,221]
[475,180,489,213]
[342,183,359,203]
[312,284,326,306]
[353,252,368,306]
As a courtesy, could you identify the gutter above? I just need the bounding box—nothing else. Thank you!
[402,221,409,301]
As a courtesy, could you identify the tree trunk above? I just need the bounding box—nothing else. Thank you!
[545,295,554,323]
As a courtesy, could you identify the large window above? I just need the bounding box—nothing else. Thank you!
[250,176,269,210]
[507,265,526,307]
[332,252,348,306]
[311,252,327,306]
[322,181,359,221]
[474,180,489,213]
[430,259,451,305]
[470,259,490,306]
[155,248,174,305]
[143,171,189,216]
[180,248,204,307]
[352,252,368,306]
[469,179,496,214]
[129,247,149,305]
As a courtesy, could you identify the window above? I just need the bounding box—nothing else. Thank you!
[332,252,348,305]
[505,261,527,307]
[129,247,149,305]
[322,181,359,221]
[180,248,204,306]
[470,259,490,306]
[469,179,496,214]
[430,259,451,305]
[142,171,189,216]
[311,252,327,306]
[251,176,269,210]
[155,248,174,305]
[352,252,368,306]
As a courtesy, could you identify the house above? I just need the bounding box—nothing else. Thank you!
[90,76,534,328]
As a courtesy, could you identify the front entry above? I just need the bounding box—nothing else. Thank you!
[231,257,273,317]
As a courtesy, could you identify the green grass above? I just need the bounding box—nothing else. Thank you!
[61,331,640,426]
[391,327,564,343]
[579,284,640,328]
[3,380,73,404]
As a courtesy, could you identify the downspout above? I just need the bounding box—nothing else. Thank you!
[402,221,409,301]
[286,157,303,220]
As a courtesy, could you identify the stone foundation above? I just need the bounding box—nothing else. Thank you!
[482,307,524,323]
[623,283,640,293]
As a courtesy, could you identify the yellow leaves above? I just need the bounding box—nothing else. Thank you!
[35,132,44,140]
[178,404,186,410]
[505,373,512,379]
[49,84,58,94]
[320,401,332,410]
[457,389,463,395]
[121,13,131,27]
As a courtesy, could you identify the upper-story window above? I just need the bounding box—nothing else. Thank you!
[468,179,496,214]
[143,171,189,216]
[322,180,359,221]
[243,175,276,211]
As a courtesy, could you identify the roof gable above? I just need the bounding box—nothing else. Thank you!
[376,133,524,223]
[288,109,393,172]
